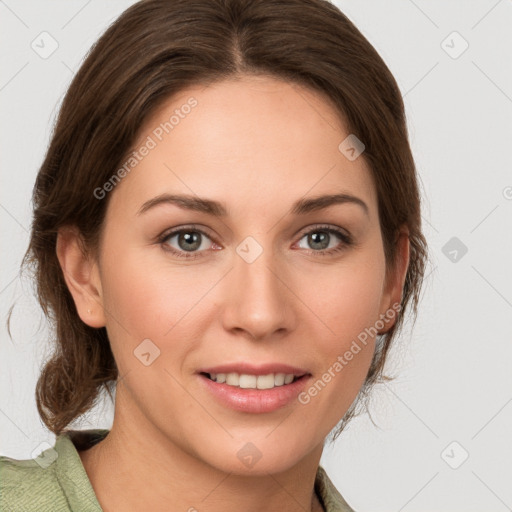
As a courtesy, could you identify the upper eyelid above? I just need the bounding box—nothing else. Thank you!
[297,224,350,238]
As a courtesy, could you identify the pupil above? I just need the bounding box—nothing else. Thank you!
[309,231,329,250]
[179,232,201,251]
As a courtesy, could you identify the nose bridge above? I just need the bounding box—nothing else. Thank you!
[222,235,294,339]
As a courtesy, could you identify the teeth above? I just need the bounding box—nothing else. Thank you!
[274,373,285,386]
[239,374,257,388]
[208,372,299,389]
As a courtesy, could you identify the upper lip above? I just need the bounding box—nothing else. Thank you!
[198,363,310,377]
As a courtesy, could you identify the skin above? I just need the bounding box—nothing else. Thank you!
[57,75,409,512]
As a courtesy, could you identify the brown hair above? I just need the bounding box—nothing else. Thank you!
[14,0,427,437]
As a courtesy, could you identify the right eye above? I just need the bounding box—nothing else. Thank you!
[158,226,219,259]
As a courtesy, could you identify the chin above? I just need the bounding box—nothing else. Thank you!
[196,434,317,476]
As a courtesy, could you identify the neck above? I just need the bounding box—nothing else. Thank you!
[79,392,325,512]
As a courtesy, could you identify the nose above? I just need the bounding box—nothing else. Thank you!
[220,244,297,341]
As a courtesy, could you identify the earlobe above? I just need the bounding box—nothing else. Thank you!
[378,228,410,334]
[56,226,106,328]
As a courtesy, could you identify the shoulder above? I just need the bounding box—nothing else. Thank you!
[316,465,358,512]
[0,449,70,511]
[0,429,109,512]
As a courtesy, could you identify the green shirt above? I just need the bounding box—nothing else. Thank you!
[0,429,356,511]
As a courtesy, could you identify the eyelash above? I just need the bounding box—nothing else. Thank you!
[157,224,353,260]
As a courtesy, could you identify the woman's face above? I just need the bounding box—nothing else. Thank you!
[84,75,405,474]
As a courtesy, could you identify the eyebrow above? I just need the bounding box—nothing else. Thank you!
[137,192,369,217]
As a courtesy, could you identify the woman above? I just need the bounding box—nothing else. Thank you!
[0,0,427,510]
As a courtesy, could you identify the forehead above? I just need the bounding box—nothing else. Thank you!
[108,75,377,221]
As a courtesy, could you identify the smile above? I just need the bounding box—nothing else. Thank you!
[198,370,311,413]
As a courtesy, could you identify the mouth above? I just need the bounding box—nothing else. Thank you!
[197,366,312,413]
[200,371,307,390]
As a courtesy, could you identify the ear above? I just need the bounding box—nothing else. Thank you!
[378,226,410,333]
[56,226,106,328]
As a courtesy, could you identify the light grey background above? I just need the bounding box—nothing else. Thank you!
[1,1,511,511]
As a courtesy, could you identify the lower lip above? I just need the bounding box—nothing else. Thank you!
[198,374,311,413]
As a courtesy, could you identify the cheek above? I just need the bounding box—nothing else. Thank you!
[101,245,204,334]
[312,274,381,372]
[292,251,386,417]
[299,251,386,345]
[98,244,225,382]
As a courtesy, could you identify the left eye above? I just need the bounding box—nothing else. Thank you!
[296,227,350,253]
